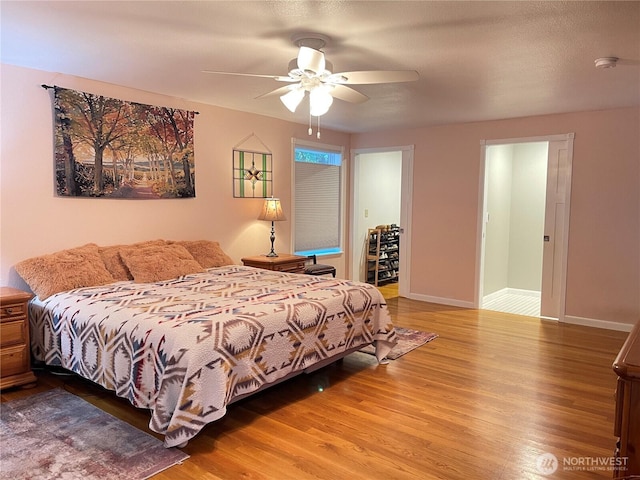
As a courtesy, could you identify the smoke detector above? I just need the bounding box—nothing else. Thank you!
[594,57,618,69]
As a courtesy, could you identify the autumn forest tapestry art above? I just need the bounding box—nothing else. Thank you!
[51,86,196,198]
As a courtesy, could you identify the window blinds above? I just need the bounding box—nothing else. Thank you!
[295,162,341,252]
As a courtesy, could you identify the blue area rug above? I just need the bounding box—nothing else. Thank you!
[0,388,188,479]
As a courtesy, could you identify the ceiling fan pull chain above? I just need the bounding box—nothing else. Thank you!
[308,111,313,136]
[317,116,321,139]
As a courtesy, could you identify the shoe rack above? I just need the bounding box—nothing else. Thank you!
[367,225,400,286]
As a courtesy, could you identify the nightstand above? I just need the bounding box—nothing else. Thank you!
[241,253,307,274]
[0,287,37,389]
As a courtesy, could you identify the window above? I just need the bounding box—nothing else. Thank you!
[292,140,344,256]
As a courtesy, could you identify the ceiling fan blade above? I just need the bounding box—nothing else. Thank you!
[202,70,296,82]
[297,46,325,73]
[328,84,369,104]
[327,70,419,85]
[254,84,301,99]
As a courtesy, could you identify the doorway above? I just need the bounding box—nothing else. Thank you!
[476,134,574,320]
[351,146,414,298]
[481,142,548,316]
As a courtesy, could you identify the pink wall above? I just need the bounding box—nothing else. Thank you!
[351,108,640,326]
[2,64,638,327]
[0,65,350,288]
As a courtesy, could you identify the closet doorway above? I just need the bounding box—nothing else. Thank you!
[476,134,574,320]
[350,146,413,298]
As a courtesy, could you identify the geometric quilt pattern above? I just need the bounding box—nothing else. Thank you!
[29,266,396,448]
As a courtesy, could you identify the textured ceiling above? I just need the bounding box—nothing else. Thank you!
[1,1,639,133]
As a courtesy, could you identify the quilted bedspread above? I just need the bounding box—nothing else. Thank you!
[29,265,396,447]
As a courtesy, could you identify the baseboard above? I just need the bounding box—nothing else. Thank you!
[562,315,634,332]
[482,288,507,303]
[405,292,634,332]
[406,292,475,309]
[483,287,541,303]
[506,288,541,298]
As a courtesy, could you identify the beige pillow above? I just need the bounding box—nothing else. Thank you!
[15,243,115,299]
[99,240,167,281]
[174,240,234,268]
[99,245,132,281]
[119,243,204,283]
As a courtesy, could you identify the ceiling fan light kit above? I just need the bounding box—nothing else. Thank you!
[277,44,338,117]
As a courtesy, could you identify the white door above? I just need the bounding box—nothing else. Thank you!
[477,134,573,320]
[540,138,573,319]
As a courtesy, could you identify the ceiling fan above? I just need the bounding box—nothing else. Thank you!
[203,33,419,118]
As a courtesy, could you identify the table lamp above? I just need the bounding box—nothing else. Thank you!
[258,197,286,257]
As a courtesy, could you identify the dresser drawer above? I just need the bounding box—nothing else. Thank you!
[0,344,30,377]
[241,254,307,274]
[273,261,305,273]
[0,319,27,347]
[0,301,27,321]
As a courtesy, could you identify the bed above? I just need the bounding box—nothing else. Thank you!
[17,241,396,448]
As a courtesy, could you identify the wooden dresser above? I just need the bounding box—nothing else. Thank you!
[241,253,306,274]
[0,287,37,390]
[613,320,640,478]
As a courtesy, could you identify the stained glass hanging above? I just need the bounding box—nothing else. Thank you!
[232,133,273,198]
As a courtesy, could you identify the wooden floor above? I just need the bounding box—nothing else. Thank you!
[2,296,630,479]
[376,281,399,300]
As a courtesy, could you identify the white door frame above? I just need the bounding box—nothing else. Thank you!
[350,145,414,297]
[475,133,574,321]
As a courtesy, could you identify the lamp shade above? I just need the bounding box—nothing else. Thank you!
[280,88,305,113]
[258,198,286,222]
[309,86,334,117]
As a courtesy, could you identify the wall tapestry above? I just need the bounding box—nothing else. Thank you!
[49,86,196,199]
[232,133,273,198]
